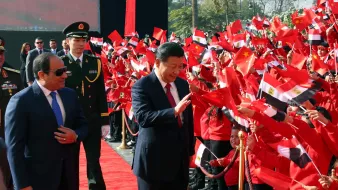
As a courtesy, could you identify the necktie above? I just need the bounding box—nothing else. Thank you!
[50,92,63,127]
[65,50,68,55]
[39,49,42,54]
[165,83,182,127]
[76,59,81,68]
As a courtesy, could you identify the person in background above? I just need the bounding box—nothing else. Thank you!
[0,45,23,190]
[26,37,50,86]
[57,40,70,57]
[61,21,109,190]
[49,39,60,55]
[19,42,31,87]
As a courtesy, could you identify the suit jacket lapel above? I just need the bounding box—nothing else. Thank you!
[149,72,172,109]
[174,79,185,102]
[32,81,58,126]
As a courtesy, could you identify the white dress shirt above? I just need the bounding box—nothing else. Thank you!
[70,53,84,68]
[37,81,66,123]
[154,70,183,121]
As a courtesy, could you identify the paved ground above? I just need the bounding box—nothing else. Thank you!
[107,141,134,165]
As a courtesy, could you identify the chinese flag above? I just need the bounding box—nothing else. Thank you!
[233,46,256,76]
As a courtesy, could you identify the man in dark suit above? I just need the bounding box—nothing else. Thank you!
[131,42,194,190]
[49,39,60,55]
[5,53,88,190]
[25,37,50,86]
[57,40,70,57]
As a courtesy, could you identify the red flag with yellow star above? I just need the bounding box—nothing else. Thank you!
[233,46,256,76]
[312,53,329,75]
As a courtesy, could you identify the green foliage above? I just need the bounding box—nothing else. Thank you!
[169,6,193,37]
[168,0,266,38]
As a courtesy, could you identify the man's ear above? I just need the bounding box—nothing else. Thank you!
[37,71,45,80]
[155,59,161,68]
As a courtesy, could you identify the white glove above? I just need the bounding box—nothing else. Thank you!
[101,125,110,139]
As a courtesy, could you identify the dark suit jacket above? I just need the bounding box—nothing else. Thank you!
[131,71,194,182]
[56,49,67,57]
[25,49,50,83]
[5,81,88,190]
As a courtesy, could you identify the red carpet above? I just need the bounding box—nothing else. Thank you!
[80,140,137,190]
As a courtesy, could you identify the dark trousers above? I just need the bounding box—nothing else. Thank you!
[228,185,238,190]
[82,116,106,190]
[108,104,122,139]
[137,163,187,190]
[210,140,232,190]
[57,160,79,190]
[19,69,28,88]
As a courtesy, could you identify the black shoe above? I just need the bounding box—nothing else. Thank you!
[189,181,205,190]
[108,137,121,142]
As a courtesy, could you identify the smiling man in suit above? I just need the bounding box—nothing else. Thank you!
[132,42,194,190]
[5,53,88,190]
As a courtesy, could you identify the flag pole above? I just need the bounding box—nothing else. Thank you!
[238,130,246,190]
[298,105,326,126]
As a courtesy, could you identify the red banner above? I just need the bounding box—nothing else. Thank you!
[125,0,136,36]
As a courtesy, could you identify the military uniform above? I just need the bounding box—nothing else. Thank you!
[62,22,109,190]
[0,60,23,189]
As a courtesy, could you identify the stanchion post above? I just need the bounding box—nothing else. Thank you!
[238,131,245,190]
[117,109,128,149]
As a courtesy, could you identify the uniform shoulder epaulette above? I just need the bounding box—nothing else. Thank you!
[3,67,20,74]
[85,53,100,59]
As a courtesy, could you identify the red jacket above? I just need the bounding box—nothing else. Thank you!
[315,121,338,157]
[210,148,239,186]
[200,107,231,141]
[189,78,210,137]
[252,112,332,189]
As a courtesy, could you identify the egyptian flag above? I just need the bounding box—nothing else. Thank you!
[233,33,246,48]
[257,72,288,111]
[116,46,130,56]
[128,36,139,47]
[222,108,250,132]
[308,29,322,45]
[276,78,321,105]
[90,37,103,46]
[268,136,312,168]
[194,139,210,167]
[263,17,270,28]
[193,29,208,46]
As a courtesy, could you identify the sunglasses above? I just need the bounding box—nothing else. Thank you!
[46,67,67,76]
[35,41,43,44]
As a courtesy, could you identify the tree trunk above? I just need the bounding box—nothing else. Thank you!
[192,0,198,29]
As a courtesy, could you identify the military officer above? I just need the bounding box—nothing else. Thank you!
[61,22,109,190]
[0,45,23,190]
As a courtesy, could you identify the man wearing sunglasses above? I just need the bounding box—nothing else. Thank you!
[25,37,51,86]
[5,53,88,190]
[61,21,109,190]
